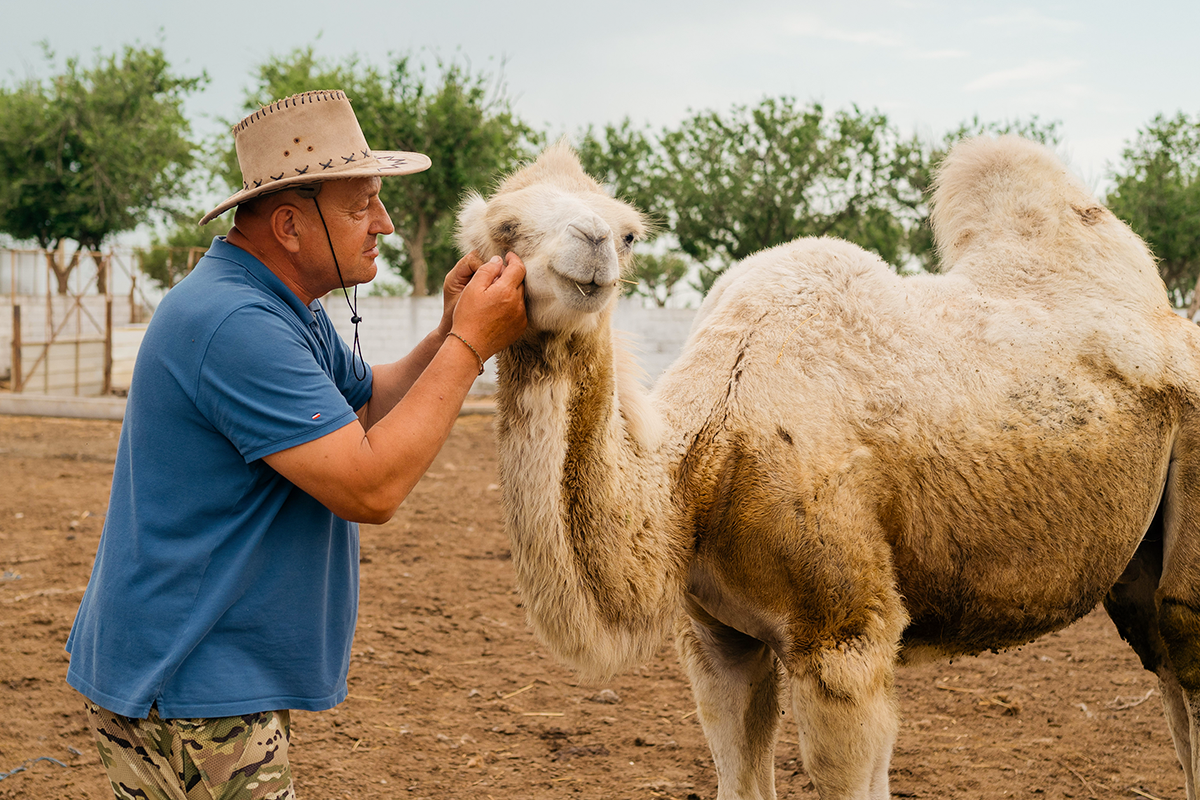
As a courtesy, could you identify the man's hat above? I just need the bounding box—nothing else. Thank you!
[199,90,431,225]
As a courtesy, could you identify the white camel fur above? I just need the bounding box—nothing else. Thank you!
[456,136,1200,800]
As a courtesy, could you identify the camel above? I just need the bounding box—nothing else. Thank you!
[455,136,1200,800]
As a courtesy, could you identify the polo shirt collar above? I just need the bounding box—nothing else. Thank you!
[207,236,323,324]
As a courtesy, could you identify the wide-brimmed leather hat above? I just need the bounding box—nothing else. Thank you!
[199,89,431,225]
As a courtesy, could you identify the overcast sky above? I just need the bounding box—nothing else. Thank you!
[3,0,1196,199]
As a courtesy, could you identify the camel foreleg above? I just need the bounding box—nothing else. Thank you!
[677,603,784,800]
[787,639,898,800]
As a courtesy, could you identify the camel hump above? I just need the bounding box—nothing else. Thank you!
[929,136,1154,287]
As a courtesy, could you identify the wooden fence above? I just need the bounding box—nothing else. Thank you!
[2,247,158,396]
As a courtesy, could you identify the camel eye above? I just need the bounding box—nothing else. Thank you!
[622,232,636,247]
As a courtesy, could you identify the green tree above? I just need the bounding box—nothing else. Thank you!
[0,43,205,292]
[1106,112,1200,314]
[228,47,540,295]
[623,251,689,307]
[656,99,920,294]
[138,212,232,290]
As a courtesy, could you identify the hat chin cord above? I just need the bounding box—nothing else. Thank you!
[308,194,368,382]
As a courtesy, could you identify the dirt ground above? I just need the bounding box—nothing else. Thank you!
[0,412,1188,800]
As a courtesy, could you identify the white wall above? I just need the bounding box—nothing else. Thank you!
[326,295,696,395]
[2,291,696,398]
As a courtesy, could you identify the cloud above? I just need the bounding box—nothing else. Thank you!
[975,8,1083,33]
[783,15,906,49]
[965,57,1083,92]
[908,48,969,61]
[780,12,964,60]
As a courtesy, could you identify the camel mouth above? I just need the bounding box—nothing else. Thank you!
[545,264,617,311]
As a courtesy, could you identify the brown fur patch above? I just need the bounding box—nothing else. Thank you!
[1073,204,1106,226]
[1160,600,1200,691]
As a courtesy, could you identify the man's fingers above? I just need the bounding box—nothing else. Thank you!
[447,252,482,286]
[498,252,526,285]
[459,251,487,271]
[469,255,506,287]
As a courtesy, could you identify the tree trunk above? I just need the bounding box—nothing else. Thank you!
[1188,268,1200,323]
[45,245,81,295]
[90,250,108,295]
[407,213,431,297]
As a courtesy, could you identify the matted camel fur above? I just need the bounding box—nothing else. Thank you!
[456,136,1200,800]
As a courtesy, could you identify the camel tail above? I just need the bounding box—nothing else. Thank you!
[929,136,1157,288]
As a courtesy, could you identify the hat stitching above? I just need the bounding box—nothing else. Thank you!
[252,150,387,186]
[231,90,348,134]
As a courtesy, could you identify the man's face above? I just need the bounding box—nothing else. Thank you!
[301,176,394,293]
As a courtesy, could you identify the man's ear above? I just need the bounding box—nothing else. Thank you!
[271,203,304,254]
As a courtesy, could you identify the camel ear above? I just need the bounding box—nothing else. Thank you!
[456,192,490,256]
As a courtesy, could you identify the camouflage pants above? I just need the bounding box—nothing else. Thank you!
[84,702,295,800]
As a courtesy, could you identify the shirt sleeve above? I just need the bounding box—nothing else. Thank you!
[194,303,370,463]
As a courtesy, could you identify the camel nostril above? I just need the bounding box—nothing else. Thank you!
[569,221,609,247]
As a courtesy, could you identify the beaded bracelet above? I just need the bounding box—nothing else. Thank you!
[447,332,485,376]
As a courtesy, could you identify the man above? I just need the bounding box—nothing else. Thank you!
[65,90,526,799]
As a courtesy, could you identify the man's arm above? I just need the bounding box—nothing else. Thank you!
[263,253,525,523]
[355,252,494,431]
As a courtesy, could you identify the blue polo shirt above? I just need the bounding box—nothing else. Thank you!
[66,237,373,719]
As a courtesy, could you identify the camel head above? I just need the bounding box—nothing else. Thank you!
[457,140,647,334]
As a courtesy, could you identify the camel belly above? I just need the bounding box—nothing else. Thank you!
[884,396,1175,657]
[680,384,1177,663]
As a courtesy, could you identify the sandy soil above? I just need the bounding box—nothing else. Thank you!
[0,413,1187,799]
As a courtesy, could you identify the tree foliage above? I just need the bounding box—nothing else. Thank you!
[0,43,204,292]
[623,252,689,307]
[1106,112,1200,313]
[229,47,540,295]
[659,99,923,293]
[138,211,232,290]
[576,120,668,229]
[574,99,929,298]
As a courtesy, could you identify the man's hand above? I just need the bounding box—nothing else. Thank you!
[450,252,527,360]
[439,251,495,336]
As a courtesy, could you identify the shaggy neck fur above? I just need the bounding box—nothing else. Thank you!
[494,318,686,679]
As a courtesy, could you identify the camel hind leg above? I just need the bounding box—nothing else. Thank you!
[1159,449,1200,800]
[1104,509,1196,795]
[677,601,784,800]
[1107,450,1200,800]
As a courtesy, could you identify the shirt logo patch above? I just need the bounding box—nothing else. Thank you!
[311,413,322,420]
